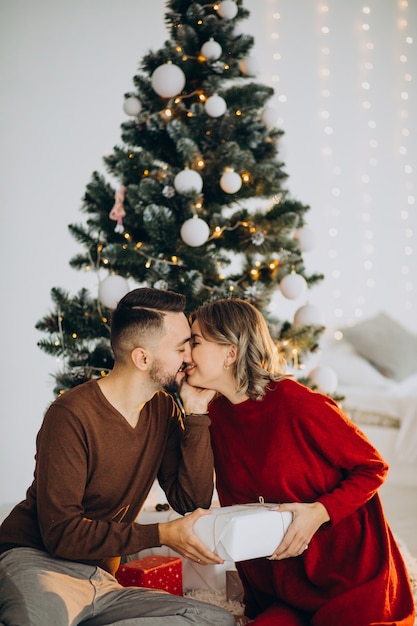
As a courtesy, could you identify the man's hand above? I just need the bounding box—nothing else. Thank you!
[268,501,330,560]
[179,379,216,415]
[158,508,223,564]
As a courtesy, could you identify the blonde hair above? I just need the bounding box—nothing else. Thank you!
[190,298,286,400]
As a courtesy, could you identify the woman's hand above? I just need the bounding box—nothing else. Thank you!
[158,508,224,565]
[268,501,330,560]
[179,379,216,414]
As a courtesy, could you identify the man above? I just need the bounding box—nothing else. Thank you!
[0,288,234,626]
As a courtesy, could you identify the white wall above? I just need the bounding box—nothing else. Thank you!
[1,0,416,505]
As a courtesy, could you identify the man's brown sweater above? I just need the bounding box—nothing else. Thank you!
[0,380,214,575]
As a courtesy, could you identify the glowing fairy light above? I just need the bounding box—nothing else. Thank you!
[396,0,415,313]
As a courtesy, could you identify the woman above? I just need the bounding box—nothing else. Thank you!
[185,298,415,625]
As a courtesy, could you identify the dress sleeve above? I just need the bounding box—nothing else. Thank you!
[299,392,389,526]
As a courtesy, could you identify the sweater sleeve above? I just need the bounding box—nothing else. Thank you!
[291,387,389,526]
[34,404,160,565]
[157,410,214,513]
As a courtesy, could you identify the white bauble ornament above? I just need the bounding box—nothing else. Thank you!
[217,0,238,19]
[204,94,227,117]
[294,226,315,252]
[174,169,203,195]
[309,365,338,394]
[261,106,277,129]
[294,304,324,328]
[220,170,242,194]
[201,39,222,61]
[239,56,260,76]
[151,63,186,98]
[98,275,130,310]
[279,272,307,300]
[123,96,142,116]
[180,217,210,247]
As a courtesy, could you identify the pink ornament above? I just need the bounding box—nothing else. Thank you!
[109,185,126,233]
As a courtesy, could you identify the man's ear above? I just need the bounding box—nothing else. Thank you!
[131,346,149,371]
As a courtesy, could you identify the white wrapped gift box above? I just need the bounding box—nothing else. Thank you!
[134,506,232,591]
[193,504,292,562]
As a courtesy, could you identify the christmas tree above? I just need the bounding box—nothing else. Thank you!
[36,0,328,396]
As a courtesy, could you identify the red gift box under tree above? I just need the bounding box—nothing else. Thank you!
[116,555,183,596]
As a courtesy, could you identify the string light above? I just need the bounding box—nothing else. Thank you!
[314,2,347,322]
[352,3,378,320]
[396,0,415,315]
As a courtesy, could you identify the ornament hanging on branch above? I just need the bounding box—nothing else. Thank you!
[180,216,210,247]
[217,0,238,20]
[294,303,324,328]
[109,185,126,234]
[201,38,222,61]
[204,94,227,118]
[239,55,260,76]
[279,271,307,300]
[261,106,278,129]
[220,169,242,194]
[123,96,142,116]
[174,169,203,195]
[98,274,130,309]
[309,365,338,394]
[294,226,315,252]
[151,63,186,98]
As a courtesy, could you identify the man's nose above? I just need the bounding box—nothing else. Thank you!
[183,343,192,361]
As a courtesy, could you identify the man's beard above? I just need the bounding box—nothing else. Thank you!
[149,359,180,395]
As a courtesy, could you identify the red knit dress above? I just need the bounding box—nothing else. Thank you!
[209,378,415,626]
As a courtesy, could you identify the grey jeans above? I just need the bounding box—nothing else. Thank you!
[0,548,235,626]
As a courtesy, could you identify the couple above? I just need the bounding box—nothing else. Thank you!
[0,288,414,626]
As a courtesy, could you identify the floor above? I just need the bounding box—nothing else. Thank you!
[379,479,417,557]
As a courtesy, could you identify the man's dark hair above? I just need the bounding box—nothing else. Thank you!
[110,288,186,361]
